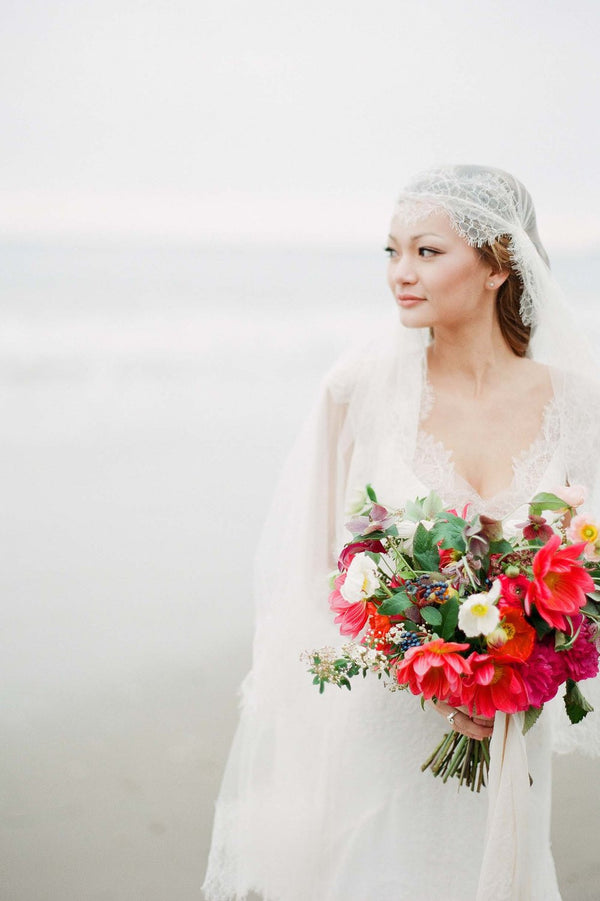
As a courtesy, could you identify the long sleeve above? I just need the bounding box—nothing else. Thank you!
[202,361,356,901]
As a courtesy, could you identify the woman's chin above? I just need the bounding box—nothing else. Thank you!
[397,307,431,329]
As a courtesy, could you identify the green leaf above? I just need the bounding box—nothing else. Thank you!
[366,484,378,502]
[439,596,459,640]
[564,679,594,724]
[529,607,553,640]
[378,590,412,616]
[421,606,443,627]
[555,622,582,652]
[582,600,600,621]
[523,704,544,735]
[364,551,381,564]
[405,498,425,522]
[423,491,445,519]
[412,523,440,572]
[488,539,514,555]
[529,492,568,515]
[430,516,467,552]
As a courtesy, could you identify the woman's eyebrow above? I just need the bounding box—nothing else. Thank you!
[387,232,445,241]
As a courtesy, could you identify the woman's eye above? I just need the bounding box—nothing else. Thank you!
[383,246,397,258]
[419,247,439,257]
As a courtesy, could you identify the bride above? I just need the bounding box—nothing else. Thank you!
[203,165,600,900]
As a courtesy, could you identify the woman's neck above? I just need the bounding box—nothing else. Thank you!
[426,320,518,399]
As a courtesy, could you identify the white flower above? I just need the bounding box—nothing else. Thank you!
[458,579,501,637]
[340,553,380,603]
[396,519,433,554]
[396,520,418,540]
[395,520,418,553]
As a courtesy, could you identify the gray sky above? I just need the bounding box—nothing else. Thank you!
[1,0,600,248]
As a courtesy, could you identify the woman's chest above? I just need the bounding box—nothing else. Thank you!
[345,389,565,523]
[418,387,558,501]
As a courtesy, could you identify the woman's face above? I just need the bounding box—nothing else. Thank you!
[386,208,494,330]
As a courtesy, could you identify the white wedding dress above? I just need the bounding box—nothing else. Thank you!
[203,346,600,901]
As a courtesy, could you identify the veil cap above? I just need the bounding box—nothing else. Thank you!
[393,164,551,327]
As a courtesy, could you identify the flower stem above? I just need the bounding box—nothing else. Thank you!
[422,732,490,792]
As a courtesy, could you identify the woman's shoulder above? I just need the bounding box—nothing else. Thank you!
[547,362,600,406]
[323,353,367,405]
[322,340,384,404]
[323,327,425,405]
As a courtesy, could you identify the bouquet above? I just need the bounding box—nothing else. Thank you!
[303,485,600,791]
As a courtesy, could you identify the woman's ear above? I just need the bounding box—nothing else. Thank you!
[486,269,510,290]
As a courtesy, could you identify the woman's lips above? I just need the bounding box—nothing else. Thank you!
[397,295,425,307]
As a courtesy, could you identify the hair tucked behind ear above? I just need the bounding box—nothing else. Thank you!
[478,235,531,357]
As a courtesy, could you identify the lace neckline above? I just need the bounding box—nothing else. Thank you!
[414,368,562,514]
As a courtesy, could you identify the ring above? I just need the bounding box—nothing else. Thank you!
[447,710,458,726]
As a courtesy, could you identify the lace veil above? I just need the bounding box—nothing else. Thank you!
[203,165,600,901]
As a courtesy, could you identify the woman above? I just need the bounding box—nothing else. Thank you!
[203,165,600,900]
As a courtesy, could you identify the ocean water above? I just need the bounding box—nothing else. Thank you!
[2,240,600,901]
[2,240,599,385]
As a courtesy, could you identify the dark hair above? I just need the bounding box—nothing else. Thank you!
[478,235,531,357]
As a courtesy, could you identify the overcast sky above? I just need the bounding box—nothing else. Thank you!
[1,0,600,248]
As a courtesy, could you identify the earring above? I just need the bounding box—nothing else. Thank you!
[488,281,495,288]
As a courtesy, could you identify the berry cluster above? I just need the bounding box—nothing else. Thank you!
[405,575,449,607]
[398,632,422,653]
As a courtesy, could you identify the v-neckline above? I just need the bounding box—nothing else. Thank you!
[416,363,559,505]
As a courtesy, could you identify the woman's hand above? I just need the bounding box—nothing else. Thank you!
[428,699,494,740]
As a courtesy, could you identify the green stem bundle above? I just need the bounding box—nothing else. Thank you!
[421,731,490,792]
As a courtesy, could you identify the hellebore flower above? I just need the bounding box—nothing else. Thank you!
[522,514,555,543]
[346,503,396,536]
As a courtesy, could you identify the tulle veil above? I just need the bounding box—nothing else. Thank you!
[203,166,600,901]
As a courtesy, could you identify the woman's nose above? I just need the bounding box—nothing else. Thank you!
[392,260,418,284]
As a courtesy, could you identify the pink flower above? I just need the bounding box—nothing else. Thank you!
[338,539,385,573]
[395,638,471,702]
[518,640,564,707]
[328,573,370,638]
[458,653,529,718]
[526,534,594,630]
[567,513,600,561]
[561,622,600,682]
[551,484,586,509]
